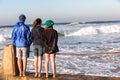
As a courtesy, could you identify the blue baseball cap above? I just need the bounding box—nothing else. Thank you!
[19,14,26,21]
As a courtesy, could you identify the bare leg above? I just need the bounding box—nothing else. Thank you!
[23,57,27,76]
[50,53,56,78]
[45,53,50,77]
[17,58,22,76]
[34,56,38,77]
[38,56,42,77]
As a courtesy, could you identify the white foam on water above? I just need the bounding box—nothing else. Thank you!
[65,26,98,36]
[0,35,6,42]
[0,27,12,42]
[65,24,120,36]
[26,54,120,77]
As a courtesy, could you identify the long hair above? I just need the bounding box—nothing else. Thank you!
[33,18,42,28]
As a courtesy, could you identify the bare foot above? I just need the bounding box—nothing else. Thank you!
[46,74,48,78]
[53,74,56,78]
[38,74,41,77]
[19,72,22,77]
[19,74,22,77]
[23,72,26,77]
[34,73,38,77]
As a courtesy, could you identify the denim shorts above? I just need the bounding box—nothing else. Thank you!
[33,45,43,56]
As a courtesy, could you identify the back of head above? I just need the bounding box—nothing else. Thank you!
[19,14,26,22]
[33,18,42,27]
[45,20,54,27]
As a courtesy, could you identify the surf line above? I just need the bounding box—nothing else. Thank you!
[56,52,120,56]
[0,48,120,56]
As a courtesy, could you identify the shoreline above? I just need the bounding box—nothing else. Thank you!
[1,51,120,80]
[57,51,120,56]
[1,65,120,80]
[1,46,120,56]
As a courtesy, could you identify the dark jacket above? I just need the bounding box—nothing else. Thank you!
[12,22,31,47]
[30,25,44,45]
[42,27,59,53]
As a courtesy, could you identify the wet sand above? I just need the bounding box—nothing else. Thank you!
[1,65,120,80]
[1,50,120,80]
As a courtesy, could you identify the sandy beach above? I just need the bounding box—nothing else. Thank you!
[1,65,120,80]
[1,48,120,80]
[1,45,120,80]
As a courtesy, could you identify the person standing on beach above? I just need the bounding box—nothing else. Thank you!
[11,14,31,76]
[30,18,44,77]
[42,20,59,78]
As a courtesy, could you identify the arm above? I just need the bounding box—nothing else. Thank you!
[51,30,58,52]
[30,28,34,42]
[26,26,32,46]
[11,26,16,46]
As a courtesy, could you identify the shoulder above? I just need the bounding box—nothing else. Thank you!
[22,24,30,30]
[31,27,36,32]
[52,29,58,33]
[41,27,44,30]
[13,22,20,31]
[41,27,44,31]
[37,26,44,30]
[23,24,29,28]
[14,22,19,27]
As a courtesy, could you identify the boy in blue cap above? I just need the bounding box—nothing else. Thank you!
[12,14,31,76]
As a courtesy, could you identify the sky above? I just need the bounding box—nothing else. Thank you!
[0,0,120,25]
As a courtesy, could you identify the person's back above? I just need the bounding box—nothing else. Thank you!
[43,28,59,53]
[12,22,31,47]
[31,25,44,45]
[43,20,59,78]
[11,14,31,77]
[30,18,44,77]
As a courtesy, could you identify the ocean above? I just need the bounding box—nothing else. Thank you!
[1,21,120,77]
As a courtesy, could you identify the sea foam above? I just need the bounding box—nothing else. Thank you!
[65,24,120,36]
[0,35,6,42]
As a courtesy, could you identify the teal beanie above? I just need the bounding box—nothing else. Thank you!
[45,20,54,27]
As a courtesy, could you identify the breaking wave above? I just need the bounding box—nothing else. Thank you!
[64,24,120,36]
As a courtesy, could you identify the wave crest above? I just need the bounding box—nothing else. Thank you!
[64,25,120,36]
